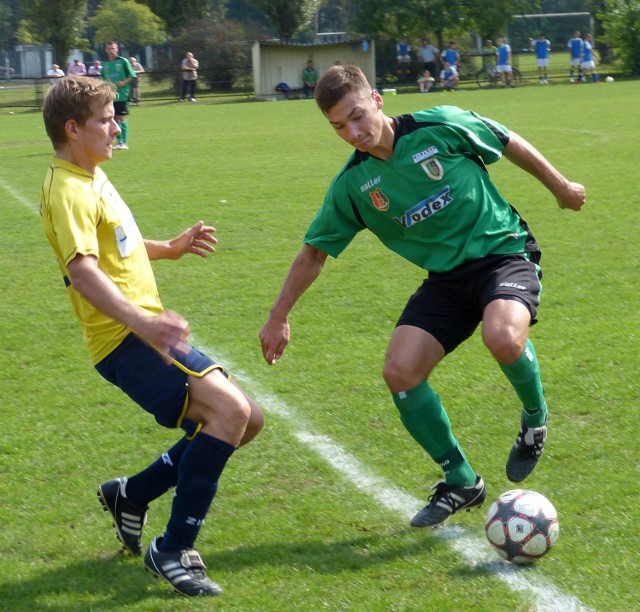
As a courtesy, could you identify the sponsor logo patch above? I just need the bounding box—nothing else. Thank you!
[412,146,438,163]
[393,186,452,228]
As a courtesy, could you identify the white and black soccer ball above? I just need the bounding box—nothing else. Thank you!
[484,489,559,564]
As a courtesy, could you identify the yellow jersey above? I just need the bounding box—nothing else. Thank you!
[40,158,163,364]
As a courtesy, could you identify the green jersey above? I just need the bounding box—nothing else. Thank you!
[101,56,137,102]
[305,105,538,273]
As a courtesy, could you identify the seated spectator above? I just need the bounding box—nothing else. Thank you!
[47,64,65,85]
[67,58,87,76]
[417,69,435,93]
[87,60,102,77]
[302,60,318,98]
[439,62,459,91]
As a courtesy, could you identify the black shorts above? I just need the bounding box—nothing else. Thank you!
[113,100,129,116]
[396,253,542,354]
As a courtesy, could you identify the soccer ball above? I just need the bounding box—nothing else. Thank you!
[484,489,559,564]
[605,76,614,83]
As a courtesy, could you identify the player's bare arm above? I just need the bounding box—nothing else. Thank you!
[67,254,190,357]
[503,131,586,211]
[260,244,328,365]
[145,220,217,260]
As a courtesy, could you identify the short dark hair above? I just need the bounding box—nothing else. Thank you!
[315,64,371,113]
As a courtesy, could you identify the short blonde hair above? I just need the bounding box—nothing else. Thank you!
[43,76,115,148]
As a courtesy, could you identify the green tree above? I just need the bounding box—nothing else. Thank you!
[143,0,222,30]
[601,0,640,73]
[89,0,168,46]
[246,0,324,42]
[172,17,249,89]
[18,0,88,64]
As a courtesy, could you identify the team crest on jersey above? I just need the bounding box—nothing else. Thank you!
[369,187,390,211]
[421,157,444,181]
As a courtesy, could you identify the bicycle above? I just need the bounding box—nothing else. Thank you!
[476,65,521,88]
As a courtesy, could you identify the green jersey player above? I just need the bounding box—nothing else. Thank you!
[101,41,136,149]
[260,64,585,528]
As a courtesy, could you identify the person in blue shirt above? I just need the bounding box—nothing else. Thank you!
[567,30,584,82]
[530,33,551,84]
[439,62,459,91]
[496,38,515,88]
[440,41,460,71]
[581,33,600,83]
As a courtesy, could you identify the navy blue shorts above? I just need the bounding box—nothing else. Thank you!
[95,333,225,435]
[397,253,542,354]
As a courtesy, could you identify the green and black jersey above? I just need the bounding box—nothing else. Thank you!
[304,105,538,273]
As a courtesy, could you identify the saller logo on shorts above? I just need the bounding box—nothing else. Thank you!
[394,186,453,228]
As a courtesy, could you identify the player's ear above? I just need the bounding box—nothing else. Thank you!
[372,89,383,109]
[65,119,79,139]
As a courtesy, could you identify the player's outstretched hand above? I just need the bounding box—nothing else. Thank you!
[169,220,217,259]
[557,181,586,211]
[259,317,290,365]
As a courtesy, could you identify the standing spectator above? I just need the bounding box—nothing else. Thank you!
[440,41,460,70]
[581,33,600,83]
[496,38,515,88]
[47,64,65,85]
[302,59,318,98]
[439,62,458,91]
[530,33,551,84]
[482,40,498,83]
[416,38,439,77]
[67,58,87,77]
[259,64,586,529]
[568,30,584,83]
[101,41,137,150]
[417,69,435,93]
[41,75,264,597]
[180,52,199,102]
[129,56,145,104]
[88,60,102,77]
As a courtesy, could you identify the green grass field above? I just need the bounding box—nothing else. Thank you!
[1,79,638,610]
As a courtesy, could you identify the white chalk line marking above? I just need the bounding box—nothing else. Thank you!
[0,175,40,214]
[5,179,590,611]
[223,357,590,612]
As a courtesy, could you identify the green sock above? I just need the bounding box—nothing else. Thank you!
[120,120,128,144]
[499,339,547,427]
[392,382,476,486]
[116,120,123,144]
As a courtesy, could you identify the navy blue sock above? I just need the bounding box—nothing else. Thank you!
[159,433,235,552]
[125,436,190,507]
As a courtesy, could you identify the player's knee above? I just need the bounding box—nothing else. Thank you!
[484,331,526,365]
[383,359,422,394]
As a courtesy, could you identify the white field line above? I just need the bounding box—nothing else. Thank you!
[6,178,589,612]
[225,359,591,612]
[0,175,40,214]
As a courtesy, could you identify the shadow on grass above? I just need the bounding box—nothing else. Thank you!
[0,529,441,607]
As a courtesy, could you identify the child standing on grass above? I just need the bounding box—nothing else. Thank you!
[40,75,264,598]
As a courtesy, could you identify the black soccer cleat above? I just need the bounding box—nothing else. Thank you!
[97,477,148,556]
[506,416,548,483]
[410,475,486,528]
[144,537,223,597]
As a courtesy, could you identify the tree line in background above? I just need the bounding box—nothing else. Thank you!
[0,0,639,85]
